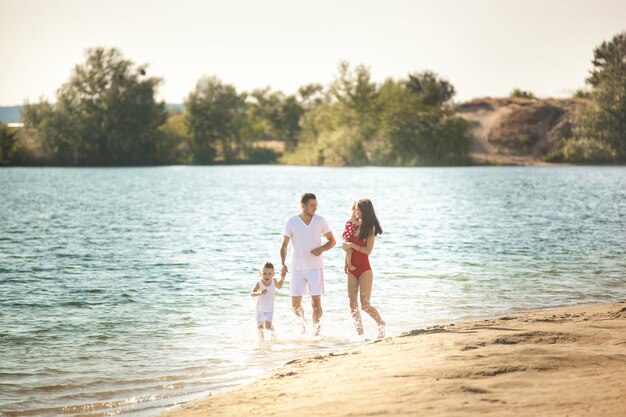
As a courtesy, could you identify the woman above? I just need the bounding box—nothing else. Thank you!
[342,199,385,338]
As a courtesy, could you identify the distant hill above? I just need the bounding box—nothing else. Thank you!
[454,97,586,165]
[0,104,185,124]
[0,106,22,124]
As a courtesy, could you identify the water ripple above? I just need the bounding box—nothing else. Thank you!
[1,166,625,417]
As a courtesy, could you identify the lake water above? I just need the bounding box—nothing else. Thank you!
[1,166,625,417]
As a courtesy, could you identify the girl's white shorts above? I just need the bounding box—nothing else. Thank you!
[256,310,274,325]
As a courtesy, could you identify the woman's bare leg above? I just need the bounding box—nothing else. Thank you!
[358,270,384,327]
[347,273,363,335]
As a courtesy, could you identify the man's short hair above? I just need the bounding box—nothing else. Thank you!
[300,192,317,204]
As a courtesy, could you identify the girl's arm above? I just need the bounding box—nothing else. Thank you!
[341,231,355,252]
[250,282,262,297]
[274,273,286,289]
[341,219,358,241]
[341,223,358,251]
[349,230,376,255]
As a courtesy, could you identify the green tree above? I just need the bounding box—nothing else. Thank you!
[247,88,304,151]
[22,48,167,165]
[575,32,626,159]
[375,78,471,165]
[329,62,380,135]
[185,76,247,163]
[21,99,73,163]
[283,101,340,165]
[286,65,472,166]
[509,88,536,99]
[297,83,324,109]
[406,71,456,106]
[572,88,590,99]
[0,124,19,162]
[280,95,305,151]
[158,111,192,164]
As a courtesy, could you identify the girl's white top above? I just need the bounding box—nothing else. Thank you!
[256,279,275,312]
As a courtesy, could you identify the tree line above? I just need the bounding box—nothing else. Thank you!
[0,47,471,166]
[1,32,625,166]
[546,32,626,163]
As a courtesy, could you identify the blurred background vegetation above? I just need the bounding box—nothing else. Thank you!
[1,32,624,166]
[545,32,626,164]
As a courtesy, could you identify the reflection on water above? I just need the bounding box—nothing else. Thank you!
[1,166,625,416]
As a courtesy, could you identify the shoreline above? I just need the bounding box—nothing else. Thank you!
[161,301,626,417]
[3,161,626,168]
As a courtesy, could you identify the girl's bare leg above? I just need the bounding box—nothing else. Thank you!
[257,325,264,341]
[346,249,356,271]
[265,322,276,341]
[347,273,363,335]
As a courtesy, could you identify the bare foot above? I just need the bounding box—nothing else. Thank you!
[297,316,307,334]
[377,322,386,339]
[313,323,321,336]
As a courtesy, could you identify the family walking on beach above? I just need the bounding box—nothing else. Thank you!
[251,192,385,341]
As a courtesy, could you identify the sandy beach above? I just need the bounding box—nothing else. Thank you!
[162,301,626,417]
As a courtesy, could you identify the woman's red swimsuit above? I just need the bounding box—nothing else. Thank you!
[349,235,371,279]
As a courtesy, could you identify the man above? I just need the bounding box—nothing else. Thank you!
[280,192,336,335]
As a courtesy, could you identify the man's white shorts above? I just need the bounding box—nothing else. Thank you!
[290,268,324,296]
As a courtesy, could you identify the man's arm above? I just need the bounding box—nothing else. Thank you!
[311,231,336,256]
[280,235,290,275]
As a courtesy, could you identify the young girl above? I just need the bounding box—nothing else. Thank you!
[250,262,286,341]
[342,202,361,272]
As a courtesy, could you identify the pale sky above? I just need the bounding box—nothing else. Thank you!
[1,0,625,106]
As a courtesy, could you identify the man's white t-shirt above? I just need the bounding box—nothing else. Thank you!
[283,214,331,271]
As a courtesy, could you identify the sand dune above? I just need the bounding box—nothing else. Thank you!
[162,302,626,417]
[455,98,586,165]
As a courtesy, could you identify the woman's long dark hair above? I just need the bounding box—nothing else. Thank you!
[357,199,383,241]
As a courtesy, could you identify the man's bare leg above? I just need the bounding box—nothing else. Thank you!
[311,295,323,336]
[358,271,385,338]
[291,296,307,333]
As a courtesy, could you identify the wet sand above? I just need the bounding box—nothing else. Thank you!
[162,301,626,417]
